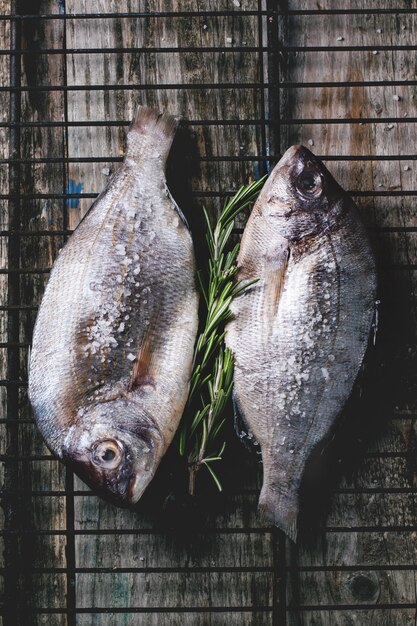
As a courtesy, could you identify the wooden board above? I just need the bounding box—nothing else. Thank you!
[280,3,417,625]
[1,1,417,625]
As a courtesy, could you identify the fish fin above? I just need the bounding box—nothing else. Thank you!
[258,484,299,543]
[233,392,261,454]
[129,319,159,392]
[127,106,178,163]
[236,232,289,327]
[264,246,290,321]
[165,183,191,232]
[27,344,31,377]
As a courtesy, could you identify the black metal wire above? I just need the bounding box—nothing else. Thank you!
[2,116,417,127]
[1,524,414,536]
[31,607,275,615]
[4,78,417,91]
[60,3,77,623]
[3,43,417,55]
[23,603,417,613]
[1,8,417,19]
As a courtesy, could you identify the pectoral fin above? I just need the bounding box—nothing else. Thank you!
[129,318,159,392]
[264,245,290,321]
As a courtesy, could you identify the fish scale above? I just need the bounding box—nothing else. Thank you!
[226,145,377,542]
[29,107,199,505]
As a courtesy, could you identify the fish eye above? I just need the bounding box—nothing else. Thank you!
[92,440,123,470]
[296,167,323,197]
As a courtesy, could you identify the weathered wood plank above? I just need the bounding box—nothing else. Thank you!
[66,0,264,221]
[75,611,272,626]
[0,1,10,615]
[279,4,417,625]
[14,1,68,623]
[63,1,272,622]
[3,2,416,624]
[290,569,416,605]
[76,570,272,608]
[74,492,264,529]
[295,530,417,567]
[33,618,67,626]
[76,531,273,569]
[291,609,416,626]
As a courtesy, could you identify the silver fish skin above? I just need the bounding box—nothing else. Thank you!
[226,145,377,542]
[29,107,199,505]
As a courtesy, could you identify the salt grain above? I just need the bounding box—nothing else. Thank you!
[115,243,126,256]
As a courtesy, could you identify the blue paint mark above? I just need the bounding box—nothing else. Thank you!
[265,143,271,176]
[66,179,83,208]
[57,0,66,15]
[252,161,261,182]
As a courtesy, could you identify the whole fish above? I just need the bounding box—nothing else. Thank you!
[226,145,377,541]
[29,107,199,505]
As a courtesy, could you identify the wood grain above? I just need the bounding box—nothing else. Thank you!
[0,2,10,619]
[5,0,68,623]
[280,3,417,625]
[15,1,274,625]
[1,2,417,625]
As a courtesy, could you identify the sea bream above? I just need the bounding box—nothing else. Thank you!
[29,107,198,505]
[226,145,377,542]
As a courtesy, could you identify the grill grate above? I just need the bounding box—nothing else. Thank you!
[1,2,417,625]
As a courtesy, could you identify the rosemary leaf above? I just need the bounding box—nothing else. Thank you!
[179,176,266,495]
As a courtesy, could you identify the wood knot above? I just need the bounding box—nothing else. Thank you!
[345,572,380,603]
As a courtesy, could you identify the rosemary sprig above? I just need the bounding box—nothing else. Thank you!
[179,176,266,496]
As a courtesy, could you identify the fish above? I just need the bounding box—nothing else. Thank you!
[29,106,199,506]
[225,145,377,541]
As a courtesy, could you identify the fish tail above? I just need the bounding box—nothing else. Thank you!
[258,483,299,543]
[126,106,178,163]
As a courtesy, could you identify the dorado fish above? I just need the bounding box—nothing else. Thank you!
[226,145,377,541]
[29,107,198,505]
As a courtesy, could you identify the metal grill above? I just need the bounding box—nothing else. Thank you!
[1,2,417,625]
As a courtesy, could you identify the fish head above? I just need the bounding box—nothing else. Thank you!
[61,399,164,506]
[261,145,349,240]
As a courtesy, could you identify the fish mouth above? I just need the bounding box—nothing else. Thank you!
[125,471,153,504]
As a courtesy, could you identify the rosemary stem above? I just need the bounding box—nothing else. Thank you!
[179,176,266,496]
